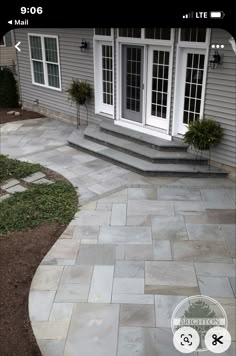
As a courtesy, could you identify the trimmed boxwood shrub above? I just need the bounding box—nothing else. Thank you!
[0,67,19,108]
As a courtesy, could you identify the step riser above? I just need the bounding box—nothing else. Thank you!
[84,134,208,165]
[100,127,188,152]
[68,142,227,178]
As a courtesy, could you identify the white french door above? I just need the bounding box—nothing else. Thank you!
[175,48,206,135]
[146,46,172,130]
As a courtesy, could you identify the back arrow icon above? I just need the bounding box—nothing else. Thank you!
[15,41,21,52]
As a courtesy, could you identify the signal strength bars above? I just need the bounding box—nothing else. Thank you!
[183,12,194,19]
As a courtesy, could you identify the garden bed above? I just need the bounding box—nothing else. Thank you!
[0,108,45,125]
[0,155,78,355]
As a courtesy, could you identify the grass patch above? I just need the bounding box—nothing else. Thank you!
[0,181,78,236]
[0,154,41,183]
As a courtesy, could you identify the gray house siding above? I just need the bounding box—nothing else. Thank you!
[15,28,100,124]
[203,29,236,167]
[15,28,236,169]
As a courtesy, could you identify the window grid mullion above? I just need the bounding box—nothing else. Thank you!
[41,35,48,87]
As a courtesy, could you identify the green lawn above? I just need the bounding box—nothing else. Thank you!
[0,155,78,236]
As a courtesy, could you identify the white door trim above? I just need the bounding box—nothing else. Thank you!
[172,29,211,137]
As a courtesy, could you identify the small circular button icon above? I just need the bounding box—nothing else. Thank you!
[205,327,231,353]
[173,326,200,353]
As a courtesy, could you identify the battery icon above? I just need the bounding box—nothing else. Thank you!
[210,11,225,19]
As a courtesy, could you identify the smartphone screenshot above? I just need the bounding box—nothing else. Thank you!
[0,5,235,356]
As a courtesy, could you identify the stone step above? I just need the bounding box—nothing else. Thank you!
[84,126,208,165]
[68,131,227,177]
[100,121,188,152]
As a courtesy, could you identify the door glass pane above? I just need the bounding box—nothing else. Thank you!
[151,50,170,118]
[102,45,113,105]
[126,47,142,112]
[183,53,205,124]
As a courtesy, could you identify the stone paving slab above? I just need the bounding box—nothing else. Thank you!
[172,240,233,263]
[64,303,119,356]
[23,171,46,182]
[5,184,27,193]
[0,178,20,189]
[31,266,63,290]
[151,215,188,240]
[29,291,56,321]
[33,178,53,184]
[186,223,224,241]
[198,276,235,298]
[119,304,155,327]
[0,193,10,202]
[37,340,65,356]
[145,261,199,295]
[99,226,152,244]
[127,199,174,216]
[88,265,114,303]
[76,244,116,265]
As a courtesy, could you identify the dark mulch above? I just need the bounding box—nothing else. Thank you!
[0,222,66,356]
[0,108,45,124]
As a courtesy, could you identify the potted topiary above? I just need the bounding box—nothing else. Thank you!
[182,117,224,167]
[67,79,92,127]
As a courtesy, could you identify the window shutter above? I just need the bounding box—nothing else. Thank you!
[5,31,12,47]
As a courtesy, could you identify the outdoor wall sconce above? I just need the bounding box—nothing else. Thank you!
[209,50,223,69]
[80,40,88,52]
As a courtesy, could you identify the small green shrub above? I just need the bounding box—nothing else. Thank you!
[67,79,92,105]
[182,118,224,151]
[0,67,19,107]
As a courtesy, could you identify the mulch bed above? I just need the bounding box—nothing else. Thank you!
[0,108,45,125]
[0,223,66,356]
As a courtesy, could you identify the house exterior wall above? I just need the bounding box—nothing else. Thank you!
[0,31,17,73]
[203,28,236,167]
[15,28,236,168]
[15,28,101,125]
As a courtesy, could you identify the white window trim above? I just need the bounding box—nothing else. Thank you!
[172,29,211,137]
[28,33,62,91]
[94,37,114,118]
[0,36,6,46]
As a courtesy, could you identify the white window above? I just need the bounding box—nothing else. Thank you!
[119,28,141,38]
[145,28,171,40]
[94,30,114,117]
[0,36,5,46]
[180,28,206,42]
[28,34,61,90]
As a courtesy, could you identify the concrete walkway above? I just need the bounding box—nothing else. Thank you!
[1,118,235,356]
